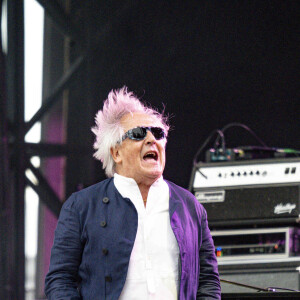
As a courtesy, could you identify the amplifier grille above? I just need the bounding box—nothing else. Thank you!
[197,185,300,226]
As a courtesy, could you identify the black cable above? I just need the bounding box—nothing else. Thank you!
[221,279,300,293]
[220,278,270,292]
[193,129,225,165]
[266,286,300,292]
[214,122,268,149]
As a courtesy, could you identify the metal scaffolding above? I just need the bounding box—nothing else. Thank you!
[0,0,85,298]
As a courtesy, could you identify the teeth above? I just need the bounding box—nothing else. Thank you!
[144,151,157,159]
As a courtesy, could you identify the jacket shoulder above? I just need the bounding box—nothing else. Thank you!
[62,178,113,211]
[166,180,197,200]
[166,180,205,214]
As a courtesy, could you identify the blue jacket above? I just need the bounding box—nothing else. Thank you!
[45,178,220,299]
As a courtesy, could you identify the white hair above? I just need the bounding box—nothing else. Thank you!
[91,86,169,177]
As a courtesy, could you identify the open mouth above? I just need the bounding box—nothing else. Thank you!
[143,151,158,161]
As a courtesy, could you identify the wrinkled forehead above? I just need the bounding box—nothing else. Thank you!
[120,112,164,132]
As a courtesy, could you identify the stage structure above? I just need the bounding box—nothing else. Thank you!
[0,0,87,299]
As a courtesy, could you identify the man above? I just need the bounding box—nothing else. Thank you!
[45,87,221,299]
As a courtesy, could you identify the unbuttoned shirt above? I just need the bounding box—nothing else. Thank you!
[114,174,180,299]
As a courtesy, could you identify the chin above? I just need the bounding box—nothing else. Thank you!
[147,169,163,179]
[140,164,164,179]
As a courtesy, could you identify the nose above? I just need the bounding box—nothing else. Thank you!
[145,130,156,145]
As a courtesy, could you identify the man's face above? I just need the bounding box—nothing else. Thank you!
[111,112,166,185]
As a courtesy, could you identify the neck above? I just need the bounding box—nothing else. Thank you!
[115,170,161,203]
[138,182,152,202]
[137,175,160,203]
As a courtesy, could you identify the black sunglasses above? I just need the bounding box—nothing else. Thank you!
[121,126,166,141]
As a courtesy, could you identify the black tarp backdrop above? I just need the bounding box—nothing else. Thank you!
[66,0,300,196]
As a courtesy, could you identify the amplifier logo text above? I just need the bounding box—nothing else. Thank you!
[274,203,296,214]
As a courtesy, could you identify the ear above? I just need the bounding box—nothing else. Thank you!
[110,145,122,164]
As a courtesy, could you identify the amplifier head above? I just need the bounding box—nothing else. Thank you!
[189,158,300,227]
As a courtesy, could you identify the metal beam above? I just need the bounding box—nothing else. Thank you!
[25,142,68,157]
[26,161,62,218]
[24,54,85,134]
[36,0,83,47]
[25,142,90,157]
[0,2,13,297]
[5,0,25,298]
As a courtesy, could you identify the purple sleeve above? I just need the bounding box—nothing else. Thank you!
[197,208,221,299]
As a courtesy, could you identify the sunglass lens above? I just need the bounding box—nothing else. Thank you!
[151,127,165,139]
[131,127,147,139]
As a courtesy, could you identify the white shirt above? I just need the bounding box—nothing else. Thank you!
[114,174,180,300]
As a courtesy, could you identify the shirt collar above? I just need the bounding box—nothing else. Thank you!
[114,173,164,188]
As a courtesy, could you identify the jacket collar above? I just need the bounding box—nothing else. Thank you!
[166,180,181,217]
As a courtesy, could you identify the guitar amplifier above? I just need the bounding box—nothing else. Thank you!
[189,158,300,227]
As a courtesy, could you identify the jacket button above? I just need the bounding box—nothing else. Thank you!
[102,197,109,204]
[100,221,107,227]
[102,248,108,255]
[105,276,112,282]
